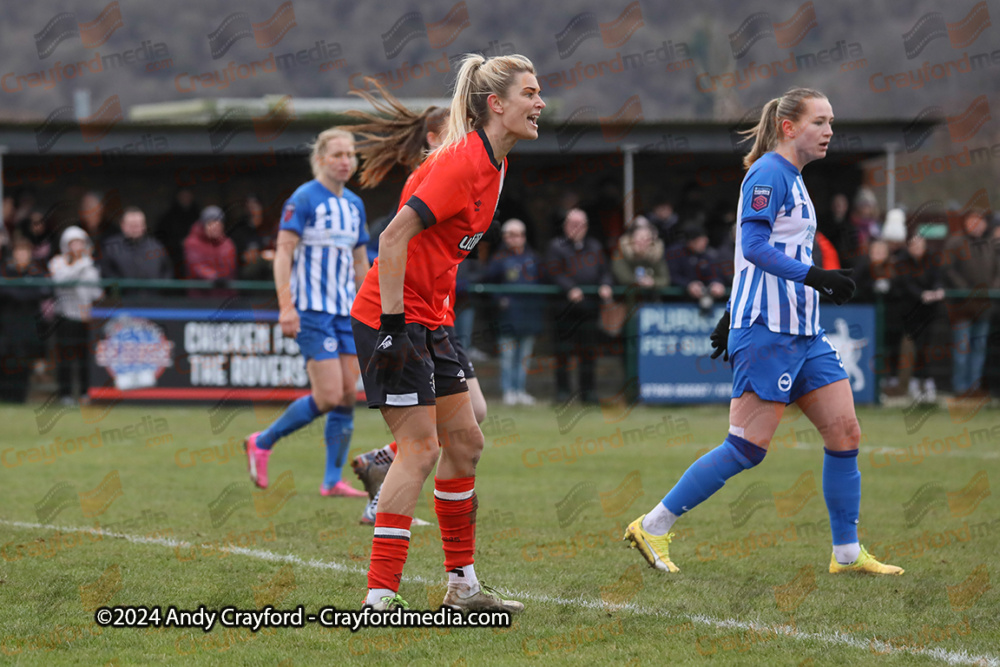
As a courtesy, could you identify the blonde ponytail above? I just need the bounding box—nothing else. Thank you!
[438,53,535,152]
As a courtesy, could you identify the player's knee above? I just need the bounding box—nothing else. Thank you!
[725,432,768,469]
[827,415,860,451]
[469,427,485,453]
[314,387,344,412]
[339,388,356,409]
[441,423,484,452]
[398,436,439,477]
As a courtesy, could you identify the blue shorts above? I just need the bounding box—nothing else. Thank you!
[297,311,356,362]
[729,322,848,404]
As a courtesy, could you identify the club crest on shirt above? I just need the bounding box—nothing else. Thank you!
[751,185,772,212]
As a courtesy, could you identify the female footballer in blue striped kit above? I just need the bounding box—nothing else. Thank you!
[243,129,370,499]
[625,88,903,576]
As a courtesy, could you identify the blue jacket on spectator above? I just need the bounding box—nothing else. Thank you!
[484,246,545,338]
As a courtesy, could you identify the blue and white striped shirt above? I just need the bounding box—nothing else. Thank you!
[280,180,369,315]
[730,152,819,336]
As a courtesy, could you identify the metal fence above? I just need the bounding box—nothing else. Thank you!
[1,276,997,402]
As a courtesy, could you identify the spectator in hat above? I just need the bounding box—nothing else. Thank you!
[881,208,907,256]
[48,226,104,404]
[184,205,237,296]
[667,222,727,306]
[647,197,681,247]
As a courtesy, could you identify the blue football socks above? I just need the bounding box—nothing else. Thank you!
[822,447,861,548]
[662,434,767,516]
[256,395,321,450]
[323,406,354,488]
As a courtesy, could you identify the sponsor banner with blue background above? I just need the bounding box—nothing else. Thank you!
[638,304,876,404]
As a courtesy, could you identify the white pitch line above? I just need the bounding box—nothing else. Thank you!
[1,518,996,667]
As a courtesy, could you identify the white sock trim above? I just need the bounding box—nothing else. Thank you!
[833,542,860,565]
[373,527,410,539]
[447,564,479,595]
[366,588,396,605]
[434,488,475,501]
[642,503,679,536]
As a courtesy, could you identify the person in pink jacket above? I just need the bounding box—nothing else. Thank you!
[183,206,237,296]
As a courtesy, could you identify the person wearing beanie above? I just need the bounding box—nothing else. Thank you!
[48,226,104,403]
[881,208,907,255]
[666,222,726,304]
[183,205,237,297]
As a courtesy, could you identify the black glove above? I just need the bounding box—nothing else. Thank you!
[366,313,413,390]
[804,267,856,305]
[710,311,730,361]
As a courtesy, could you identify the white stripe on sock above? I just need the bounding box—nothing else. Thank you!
[373,527,410,539]
[434,488,474,501]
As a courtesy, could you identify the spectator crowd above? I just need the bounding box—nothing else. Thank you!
[2,184,999,405]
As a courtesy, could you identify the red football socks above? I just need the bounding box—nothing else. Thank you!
[434,476,477,571]
[368,512,412,591]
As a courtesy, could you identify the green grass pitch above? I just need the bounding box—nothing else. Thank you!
[0,401,997,665]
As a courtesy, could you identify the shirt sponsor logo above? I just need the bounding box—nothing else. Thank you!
[301,227,356,248]
[458,232,484,252]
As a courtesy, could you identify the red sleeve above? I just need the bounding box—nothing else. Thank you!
[406,149,474,228]
[397,169,422,211]
[816,232,841,270]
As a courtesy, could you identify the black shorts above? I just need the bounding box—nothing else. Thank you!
[442,324,476,379]
[352,318,469,408]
